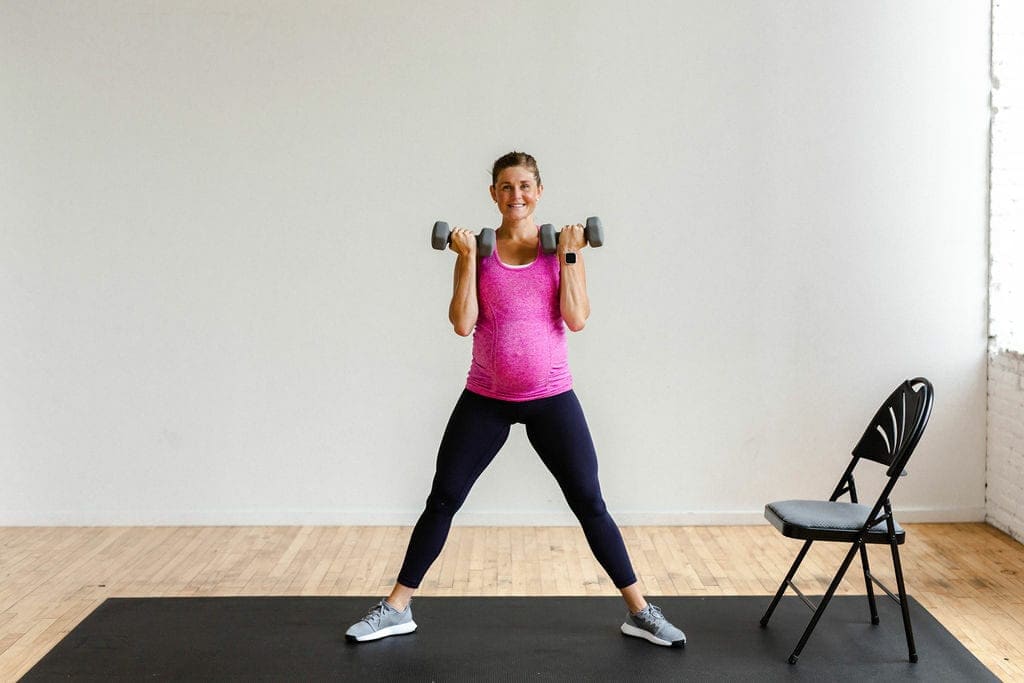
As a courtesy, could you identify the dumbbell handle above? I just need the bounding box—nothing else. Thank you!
[539,217,604,254]
[431,222,496,258]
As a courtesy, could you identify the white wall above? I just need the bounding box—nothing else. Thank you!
[1,1,991,525]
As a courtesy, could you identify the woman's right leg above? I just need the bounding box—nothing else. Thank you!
[394,390,512,593]
[347,391,511,641]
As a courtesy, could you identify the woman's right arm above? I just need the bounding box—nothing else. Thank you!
[448,229,478,336]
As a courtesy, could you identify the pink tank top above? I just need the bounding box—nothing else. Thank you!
[465,241,572,401]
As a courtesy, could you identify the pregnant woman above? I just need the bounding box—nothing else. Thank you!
[346,151,686,649]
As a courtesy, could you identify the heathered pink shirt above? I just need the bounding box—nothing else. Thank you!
[465,240,572,401]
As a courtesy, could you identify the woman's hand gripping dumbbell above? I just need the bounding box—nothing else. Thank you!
[431,222,496,258]
[539,217,604,254]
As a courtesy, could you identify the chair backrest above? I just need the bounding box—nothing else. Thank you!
[851,377,934,477]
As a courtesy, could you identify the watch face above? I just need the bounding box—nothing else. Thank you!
[565,252,577,264]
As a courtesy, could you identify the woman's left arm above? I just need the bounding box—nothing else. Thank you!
[557,224,590,332]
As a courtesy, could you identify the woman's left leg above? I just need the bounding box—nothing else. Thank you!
[522,390,637,592]
[524,390,686,647]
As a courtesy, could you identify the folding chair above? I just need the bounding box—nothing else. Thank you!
[758,377,934,664]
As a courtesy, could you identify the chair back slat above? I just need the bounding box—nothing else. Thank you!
[851,378,933,476]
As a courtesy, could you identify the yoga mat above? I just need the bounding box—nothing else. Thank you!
[22,595,994,681]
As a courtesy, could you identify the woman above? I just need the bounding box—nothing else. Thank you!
[346,152,685,648]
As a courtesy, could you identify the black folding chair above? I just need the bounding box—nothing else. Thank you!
[759,377,934,664]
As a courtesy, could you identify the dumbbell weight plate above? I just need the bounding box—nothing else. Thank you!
[477,228,496,258]
[539,224,558,254]
[584,216,604,248]
[431,221,450,250]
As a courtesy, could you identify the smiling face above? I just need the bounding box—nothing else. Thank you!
[490,165,543,223]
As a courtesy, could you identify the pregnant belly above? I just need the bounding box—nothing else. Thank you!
[491,325,552,392]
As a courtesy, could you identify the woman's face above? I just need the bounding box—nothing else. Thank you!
[490,166,543,222]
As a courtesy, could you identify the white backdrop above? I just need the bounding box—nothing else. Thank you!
[1,1,990,525]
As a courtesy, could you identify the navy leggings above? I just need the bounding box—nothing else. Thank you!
[396,389,637,590]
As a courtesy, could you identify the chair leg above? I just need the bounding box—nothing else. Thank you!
[788,541,862,664]
[760,540,813,628]
[890,541,918,663]
[858,544,880,625]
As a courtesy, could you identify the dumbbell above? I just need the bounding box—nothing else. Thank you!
[431,222,496,258]
[539,217,604,254]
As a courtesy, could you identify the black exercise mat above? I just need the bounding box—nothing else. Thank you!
[22,595,994,681]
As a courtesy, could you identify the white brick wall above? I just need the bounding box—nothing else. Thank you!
[987,352,1024,541]
[989,1,1023,353]
[987,1,1024,541]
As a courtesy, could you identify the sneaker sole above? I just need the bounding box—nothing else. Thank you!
[346,620,418,642]
[620,622,686,648]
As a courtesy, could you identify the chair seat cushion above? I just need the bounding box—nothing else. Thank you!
[764,500,905,544]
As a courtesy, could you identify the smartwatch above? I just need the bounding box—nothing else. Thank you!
[564,252,577,264]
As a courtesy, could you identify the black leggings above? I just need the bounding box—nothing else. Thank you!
[396,389,637,590]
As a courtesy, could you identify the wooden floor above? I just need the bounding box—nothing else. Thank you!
[1,523,1022,680]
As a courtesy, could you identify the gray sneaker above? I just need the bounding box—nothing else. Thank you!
[345,599,417,642]
[621,603,686,647]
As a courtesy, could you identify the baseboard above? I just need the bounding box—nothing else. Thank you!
[0,506,987,526]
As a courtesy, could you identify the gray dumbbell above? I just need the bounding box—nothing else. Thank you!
[432,222,496,258]
[539,217,604,254]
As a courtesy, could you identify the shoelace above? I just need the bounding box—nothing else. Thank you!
[636,604,664,627]
[361,601,390,627]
